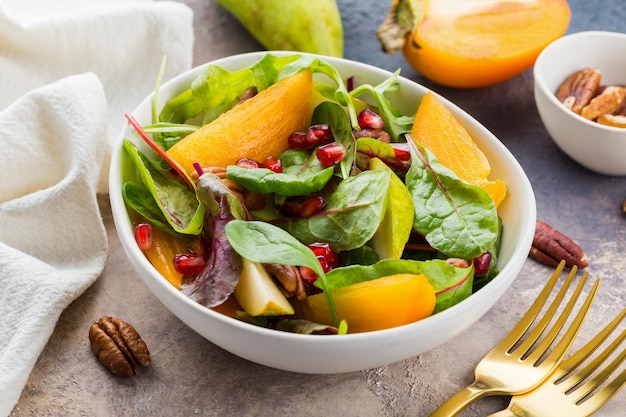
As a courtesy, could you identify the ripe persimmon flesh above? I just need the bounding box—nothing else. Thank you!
[378,0,570,88]
[303,273,436,333]
[167,69,313,176]
[411,92,507,207]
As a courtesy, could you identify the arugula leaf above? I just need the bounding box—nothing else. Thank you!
[311,101,355,179]
[350,69,415,142]
[122,140,203,235]
[225,220,338,326]
[278,169,391,252]
[405,137,498,259]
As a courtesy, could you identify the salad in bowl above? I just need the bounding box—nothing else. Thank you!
[110,52,536,373]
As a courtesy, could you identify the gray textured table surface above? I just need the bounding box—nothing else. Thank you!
[11,1,626,416]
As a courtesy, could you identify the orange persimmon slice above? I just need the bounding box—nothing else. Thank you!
[303,273,436,333]
[410,92,507,207]
[167,68,313,176]
[142,225,189,290]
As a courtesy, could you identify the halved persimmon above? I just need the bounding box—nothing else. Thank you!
[410,92,506,207]
[303,273,436,333]
[378,0,570,88]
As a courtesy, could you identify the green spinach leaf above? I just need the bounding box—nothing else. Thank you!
[226,151,334,197]
[405,137,498,259]
[122,139,204,235]
[277,169,391,252]
[422,261,474,313]
[324,258,473,313]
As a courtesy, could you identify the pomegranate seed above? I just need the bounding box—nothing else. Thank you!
[358,108,384,129]
[299,266,318,284]
[235,158,260,169]
[261,155,282,173]
[134,223,152,250]
[317,256,332,273]
[473,252,492,276]
[316,141,346,167]
[306,124,334,146]
[174,253,204,275]
[300,195,326,217]
[391,143,411,162]
[308,242,338,268]
[288,131,309,149]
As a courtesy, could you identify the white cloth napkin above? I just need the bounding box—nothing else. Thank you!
[0,1,194,415]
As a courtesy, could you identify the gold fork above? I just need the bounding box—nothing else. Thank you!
[488,307,626,417]
[429,261,600,417]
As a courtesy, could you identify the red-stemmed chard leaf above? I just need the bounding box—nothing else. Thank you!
[125,113,195,189]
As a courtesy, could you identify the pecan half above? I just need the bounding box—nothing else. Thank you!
[89,317,151,378]
[597,113,626,128]
[581,86,626,120]
[263,263,307,300]
[529,221,588,269]
[555,68,601,114]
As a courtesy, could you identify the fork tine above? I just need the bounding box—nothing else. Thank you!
[497,261,567,350]
[523,274,598,367]
[557,309,626,405]
[586,363,626,412]
[503,261,596,369]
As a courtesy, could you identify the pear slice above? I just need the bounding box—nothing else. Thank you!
[369,158,415,260]
[234,257,295,316]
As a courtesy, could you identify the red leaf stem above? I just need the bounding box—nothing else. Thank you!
[124,113,195,189]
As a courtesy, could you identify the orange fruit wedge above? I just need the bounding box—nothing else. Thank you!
[303,273,436,333]
[167,69,313,176]
[378,0,570,88]
[410,92,506,207]
[143,225,188,289]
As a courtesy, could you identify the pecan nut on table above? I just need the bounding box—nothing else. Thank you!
[529,220,589,269]
[89,316,151,378]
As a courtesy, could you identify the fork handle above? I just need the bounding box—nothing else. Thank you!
[429,382,491,417]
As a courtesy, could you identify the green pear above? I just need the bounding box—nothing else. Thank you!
[234,257,295,316]
[369,158,415,260]
[215,0,344,57]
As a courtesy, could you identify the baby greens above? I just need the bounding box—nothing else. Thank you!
[122,53,504,335]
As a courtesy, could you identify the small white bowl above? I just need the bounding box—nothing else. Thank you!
[110,51,536,374]
[534,31,626,176]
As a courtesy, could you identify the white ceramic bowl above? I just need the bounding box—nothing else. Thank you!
[110,51,536,374]
[534,31,626,176]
